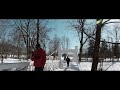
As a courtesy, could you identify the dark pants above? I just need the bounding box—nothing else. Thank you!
[35,67,43,71]
[67,61,69,67]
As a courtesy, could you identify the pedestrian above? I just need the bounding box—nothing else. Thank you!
[1,55,3,64]
[31,43,46,71]
[66,55,70,67]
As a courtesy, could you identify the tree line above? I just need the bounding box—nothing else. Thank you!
[0,19,52,60]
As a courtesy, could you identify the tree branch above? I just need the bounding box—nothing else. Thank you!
[105,22,120,25]
[83,37,89,45]
[102,19,111,25]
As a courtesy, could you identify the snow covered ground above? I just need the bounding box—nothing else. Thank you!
[0,58,29,71]
[44,60,80,71]
[0,58,120,71]
[0,58,28,63]
[44,59,120,71]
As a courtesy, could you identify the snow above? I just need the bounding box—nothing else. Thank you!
[1,57,120,71]
[0,58,29,71]
[102,62,120,71]
[78,62,92,71]
[43,58,120,71]
[0,58,28,63]
[0,62,29,71]
[44,60,80,71]
[78,61,120,71]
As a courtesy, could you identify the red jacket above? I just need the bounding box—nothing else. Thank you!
[32,48,46,68]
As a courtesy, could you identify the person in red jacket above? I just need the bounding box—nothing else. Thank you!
[32,43,46,71]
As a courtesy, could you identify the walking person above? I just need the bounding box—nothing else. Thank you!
[66,55,70,67]
[1,55,3,64]
[31,43,46,71]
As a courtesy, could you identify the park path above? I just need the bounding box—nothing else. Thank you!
[63,61,80,71]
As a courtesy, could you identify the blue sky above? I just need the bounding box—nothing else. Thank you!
[47,19,80,49]
[46,19,120,50]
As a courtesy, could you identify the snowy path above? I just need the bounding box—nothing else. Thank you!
[63,62,80,71]
[43,60,80,71]
[53,60,80,71]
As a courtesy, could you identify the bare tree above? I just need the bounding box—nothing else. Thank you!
[69,19,95,62]
[12,19,31,59]
[0,19,53,61]
[111,24,120,60]
[12,19,51,60]
[91,19,120,71]
[75,19,120,71]
[91,19,104,71]
[10,27,24,59]
[0,20,9,60]
[113,24,120,42]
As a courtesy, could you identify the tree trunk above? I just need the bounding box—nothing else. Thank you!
[79,45,83,62]
[79,28,84,62]
[28,25,31,59]
[26,30,29,60]
[17,48,20,59]
[37,19,40,44]
[26,19,30,60]
[91,19,102,71]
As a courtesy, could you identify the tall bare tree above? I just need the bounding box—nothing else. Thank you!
[91,19,103,71]
[13,19,31,59]
[12,19,51,60]
[91,19,120,71]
